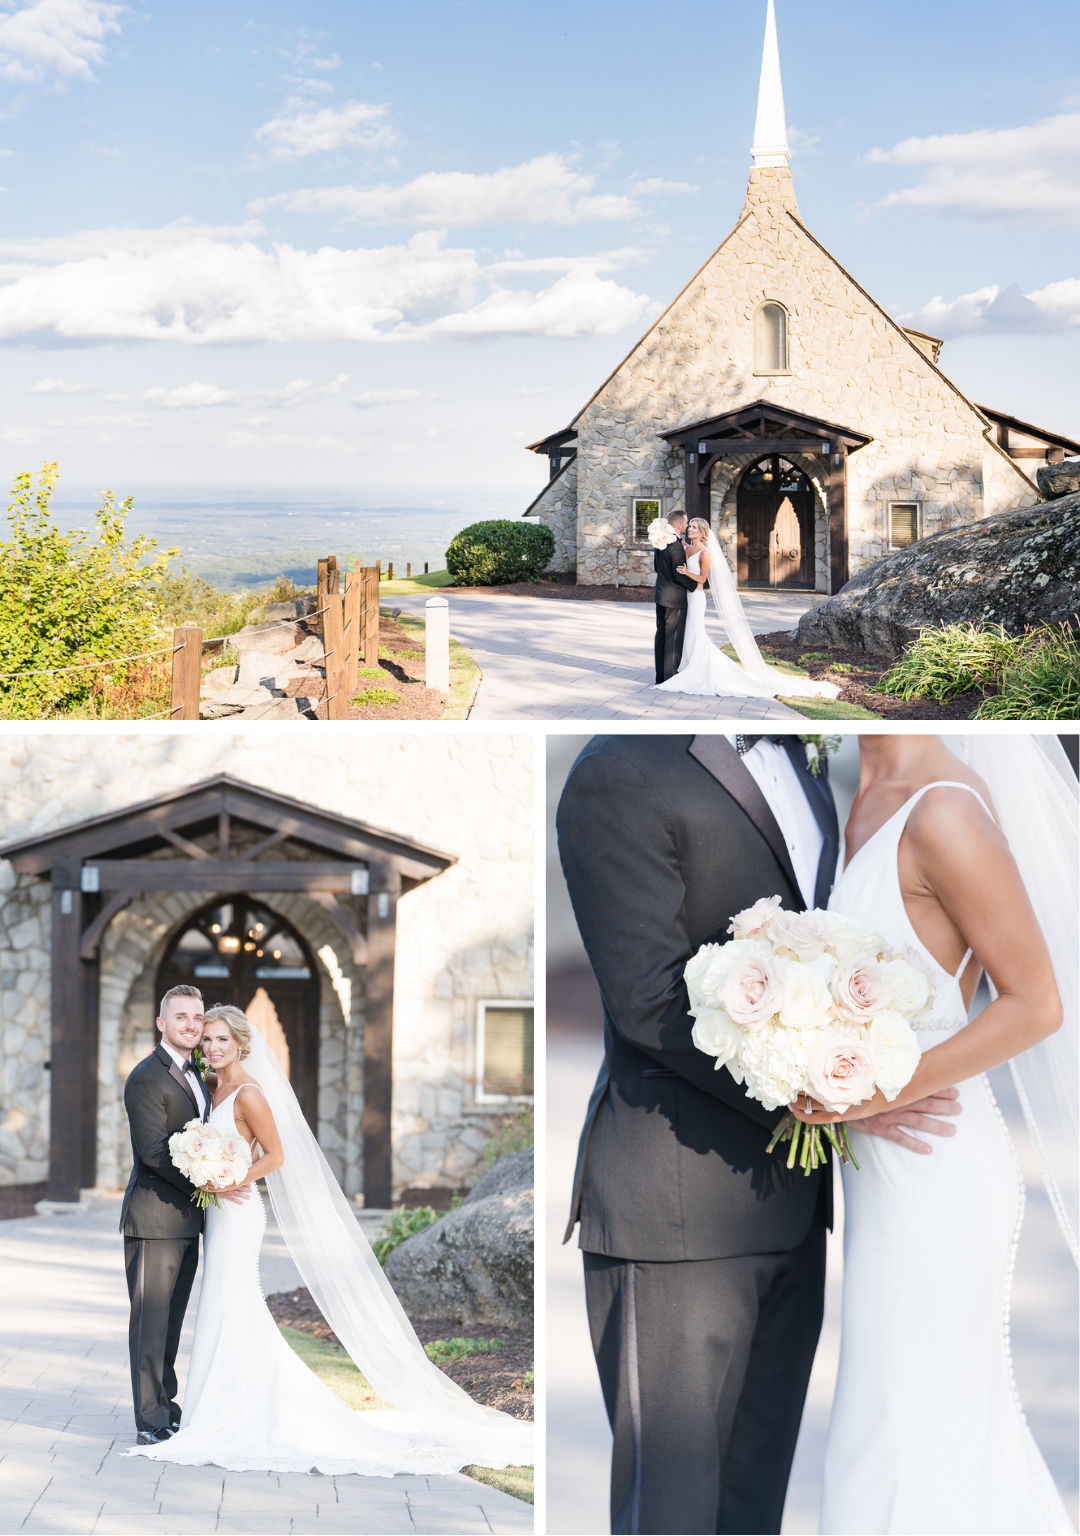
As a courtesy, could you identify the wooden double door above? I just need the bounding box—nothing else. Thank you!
[736,457,816,589]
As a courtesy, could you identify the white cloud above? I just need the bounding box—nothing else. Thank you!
[0,424,39,442]
[255,100,395,162]
[629,177,697,195]
[868,112,1080,228]
[251,153,639,225]
[77,411,147,428]
[486,246,643,276]
[351,387,424,407]
[902,277,1080,337]
[0,0,122,85]
[0,222,654,343]
[142,381,239,408]
[256,372,349,406]
[27,374,97,392]
[217,429,352,453]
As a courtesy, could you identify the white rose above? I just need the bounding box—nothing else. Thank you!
[868,1010,922,1101]
[778,959,836,1030]
[768,909,833,962]
[691,1006,741,1067]
[830,919,889,963]
[718,952,784,1030]
[884,957,930,1019]
[831,958,893,1024]
[647,517,679,550]
[728,895,783,941]
[685,938,769,1010]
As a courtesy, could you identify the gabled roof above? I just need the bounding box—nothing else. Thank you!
[522,452,575,518]
[659,400,871,452]
[976,405,1080,456]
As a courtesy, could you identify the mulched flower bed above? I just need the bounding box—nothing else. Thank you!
[265,1286,533,1420]
[754,630,988,720]
[277,614,448,720]
[0,1182,47,1219]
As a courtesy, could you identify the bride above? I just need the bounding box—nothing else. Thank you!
[655,518,839,701]
[794,734,1077,1534]
[127,1003,532,1477]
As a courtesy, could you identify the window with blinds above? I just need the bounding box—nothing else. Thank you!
[890,502,920,549]
[476,1000,534,1102]
[634,497,660,539]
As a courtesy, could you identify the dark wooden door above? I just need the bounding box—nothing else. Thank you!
[737,459,816,589]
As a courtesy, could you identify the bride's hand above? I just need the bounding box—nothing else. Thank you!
[212,1180,253,1203]
[676,564,688,575]
[789,1089,891,1123]
[857,1086,962,1155]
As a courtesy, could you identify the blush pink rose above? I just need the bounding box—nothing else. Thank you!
[186,1133,207,1158]
[831,959,893,1024]
[728,895,783,941]
[806,1037,876,1112]
[719,954,784,1030]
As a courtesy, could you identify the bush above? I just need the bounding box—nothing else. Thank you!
[150,568,266,639]
[371,1205,440,1265]
[877,623,1026,702]
[974,625,1080,719]
[478,1104,534,1177]
[0,464,177,718]
[445,520,555,586]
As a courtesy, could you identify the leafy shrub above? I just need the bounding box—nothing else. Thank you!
[151,568,266,639]
[974,625,1080,719]
[424,1337,504,1362]
[446,520,555,586]
[877,623,1026,702]
[0,464,177,718]
[371,1205,440,1265]
[478,1104,534,1177]
[352,687,404,707]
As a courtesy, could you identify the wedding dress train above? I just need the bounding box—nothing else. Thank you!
[821,782,1072,1535]
[654,535,839,701]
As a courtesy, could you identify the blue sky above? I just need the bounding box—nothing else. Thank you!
[0,0,1077,510]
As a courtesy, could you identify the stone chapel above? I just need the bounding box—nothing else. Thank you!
[524,0,1080,596]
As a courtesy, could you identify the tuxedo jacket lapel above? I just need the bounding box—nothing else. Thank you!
[687,735,802,898]
[775,739,841,908]
[155,1043,201,1119]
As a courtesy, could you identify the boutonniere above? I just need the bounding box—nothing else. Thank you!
[189,1043,209,1079]
[798,734,841,777]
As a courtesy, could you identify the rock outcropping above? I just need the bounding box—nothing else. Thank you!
[383,1148,533,1330]
[199,613,326,720]
[796,490,1080,656]
[1037,458,1080,500]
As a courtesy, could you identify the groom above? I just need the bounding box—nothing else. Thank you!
[120,984,249,1443]
[653,510,696,683]
[558,734,961,1535]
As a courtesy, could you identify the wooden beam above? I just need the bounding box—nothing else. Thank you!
[84,859,369,893]
[827,446,849,594]
[49,862,85,1203]
[159,826,214,862]
[79,892,134,960]
[219,810,230,862]
[242,826,292,863]
[699,437,829,456]
[363,878,399,1209]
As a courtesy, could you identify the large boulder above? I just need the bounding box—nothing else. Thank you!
[796,492,1080,656]
[383,1148,533,1330]
[1037,458,1080,500]
[229,621,303,657]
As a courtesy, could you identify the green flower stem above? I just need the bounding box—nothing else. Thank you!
[840,1121,861,1171]
[822,1122,847,1163]
[766,1112,795,1155]
[786,1120,801,1170]
[799,1125,812,1174]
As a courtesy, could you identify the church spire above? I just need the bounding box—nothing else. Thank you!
[751,0,790,168]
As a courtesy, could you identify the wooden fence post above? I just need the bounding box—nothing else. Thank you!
[170,627,203,720]
[323,591,347,720]
[361,567,380,666]
[424,597,450,694]
[327,555,339,595]
[406,563,411,579]
[343,569,361,695]
[317,558,329,635]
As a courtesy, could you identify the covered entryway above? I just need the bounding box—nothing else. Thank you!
[156,897,320,1132]
[736,455,816,588]
[0,776,455,1208]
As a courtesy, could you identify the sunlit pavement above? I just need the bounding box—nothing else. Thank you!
[547,997,1078,1536]
[392,589,818,721]
[0,1197,532,1536]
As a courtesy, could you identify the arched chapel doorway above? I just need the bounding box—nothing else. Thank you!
[156,897,320,1131]
[736,455,816,589]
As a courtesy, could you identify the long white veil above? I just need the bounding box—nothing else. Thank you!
[246,1027,533,1468]
[702,528,840,700]
[948,734,1078,1266]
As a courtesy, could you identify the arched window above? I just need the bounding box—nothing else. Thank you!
[754,302,789,373]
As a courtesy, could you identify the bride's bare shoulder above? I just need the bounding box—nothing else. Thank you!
[907,764,1003,852]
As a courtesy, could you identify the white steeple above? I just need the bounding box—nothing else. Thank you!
[751,0,790,168]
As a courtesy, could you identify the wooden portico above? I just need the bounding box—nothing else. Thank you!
[660,401,871,594]
[0,776,455,1208]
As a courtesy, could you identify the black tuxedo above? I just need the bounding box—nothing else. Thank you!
[121,1043,208,1432]
[557,735,840,1535]
[653,539,696,683]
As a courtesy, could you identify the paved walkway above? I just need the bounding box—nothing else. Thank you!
[394,590,818,720]
[0,1196,532,1536]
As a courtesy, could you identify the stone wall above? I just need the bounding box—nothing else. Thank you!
[527,458,578,574]
[0,734,533,1197]
[535,164,1036,588]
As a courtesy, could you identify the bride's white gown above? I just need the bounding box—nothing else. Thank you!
[822,783,1072,1535]
[128,1089,476,1476]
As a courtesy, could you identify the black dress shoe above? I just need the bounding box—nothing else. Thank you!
[136,1426,174,1445]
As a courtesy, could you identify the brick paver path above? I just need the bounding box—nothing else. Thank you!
[393,589,819,720]
[0,1197,532,1535]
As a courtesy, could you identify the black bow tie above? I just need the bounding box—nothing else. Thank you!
[737,734,785,755]
[182,1058,200,1076]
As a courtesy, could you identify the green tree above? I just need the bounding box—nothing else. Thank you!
[0,463,178,718]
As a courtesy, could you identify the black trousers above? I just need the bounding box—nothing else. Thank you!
[583,1217,826,1536]
[654,604,686,684]
[124,1236,200,1432]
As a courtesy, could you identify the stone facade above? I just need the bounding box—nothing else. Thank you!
[531,165,1037,591]
[0,733,533,1199]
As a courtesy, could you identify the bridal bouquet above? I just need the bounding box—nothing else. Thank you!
[169,1119,251,1209]
[685,896,935,1172]
[647,516,680,550]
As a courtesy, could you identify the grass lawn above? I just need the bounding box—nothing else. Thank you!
[718,645,882,720]
[279,1325,533,1504]
[389,608,481,720]
[376,568,453,598]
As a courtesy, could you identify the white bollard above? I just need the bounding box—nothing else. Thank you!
[425,596,450,694]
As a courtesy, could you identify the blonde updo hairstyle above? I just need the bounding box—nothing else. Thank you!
[687,518,711,542]
[202,1003,254,1061]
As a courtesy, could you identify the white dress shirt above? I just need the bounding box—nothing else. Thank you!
[727,736,824,909]
[161,1038,209,1118]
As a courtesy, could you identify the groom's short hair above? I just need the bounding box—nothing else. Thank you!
[158,983,203,1022]
[669,511,687,527]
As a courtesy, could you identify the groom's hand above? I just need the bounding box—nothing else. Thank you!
[858,1086,963,1155]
